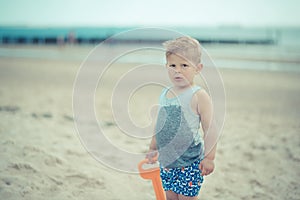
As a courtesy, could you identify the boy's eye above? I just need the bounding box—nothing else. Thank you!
[169,64,176,67]
[181,64,189,68]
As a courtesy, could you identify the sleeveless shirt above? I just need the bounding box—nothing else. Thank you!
[155,86,204,168]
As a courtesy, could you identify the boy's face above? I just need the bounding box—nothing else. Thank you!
[166,53,202,90]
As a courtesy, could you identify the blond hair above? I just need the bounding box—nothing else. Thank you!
[163,36,202,65]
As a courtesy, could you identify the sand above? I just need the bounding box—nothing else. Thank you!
[0,45,299,200]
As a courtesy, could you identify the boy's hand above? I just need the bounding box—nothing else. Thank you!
[145,150,158,164]
[199,158,215,176]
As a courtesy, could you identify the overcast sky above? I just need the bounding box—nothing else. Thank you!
[0,0,299,27]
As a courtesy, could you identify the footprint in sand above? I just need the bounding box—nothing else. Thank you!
[243,152,254,161]
[23,145,43,153]
[65,174,105,189]
[22,146,65,167]
[285,147,300,162]
[9,163,37,173]
[2,140,15,146]
[1,177,14,186]
[44,155,64,166]
[63,114,73,121]
[0,105,20,113]
[31,112,53,119]
[65,149,85,157]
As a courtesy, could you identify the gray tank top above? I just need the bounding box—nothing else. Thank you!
[155,86,204,168]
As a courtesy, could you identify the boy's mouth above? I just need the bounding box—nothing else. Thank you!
[174,76,183,80]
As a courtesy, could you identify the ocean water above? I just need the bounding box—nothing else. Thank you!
[0,26,299,72]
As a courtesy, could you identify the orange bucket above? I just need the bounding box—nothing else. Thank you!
[138,159,166,200]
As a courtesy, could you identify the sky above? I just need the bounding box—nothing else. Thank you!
[0,0,299,27]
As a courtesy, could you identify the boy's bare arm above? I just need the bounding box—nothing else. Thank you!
[196,90,218,175]
[146,136,158,163]
[149,135,157,151]
[196,90,218,159]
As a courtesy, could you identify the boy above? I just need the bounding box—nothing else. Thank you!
[146,36,217,200]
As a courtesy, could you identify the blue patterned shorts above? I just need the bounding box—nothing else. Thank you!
[160,159,204,197]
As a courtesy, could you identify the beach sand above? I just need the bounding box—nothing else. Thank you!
[0,45,299,200]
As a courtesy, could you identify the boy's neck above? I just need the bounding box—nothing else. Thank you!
[171,84,195,94]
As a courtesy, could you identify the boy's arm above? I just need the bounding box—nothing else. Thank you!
[196,90,218,174]
[149,135,157,151]
[146,103,160,163]
[146,135,158,163]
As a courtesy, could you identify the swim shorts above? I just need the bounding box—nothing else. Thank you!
[159,159,204,197]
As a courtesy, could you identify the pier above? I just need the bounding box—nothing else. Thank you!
[0,26,277,45]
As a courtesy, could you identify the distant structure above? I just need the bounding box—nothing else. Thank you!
[0,27,278,45]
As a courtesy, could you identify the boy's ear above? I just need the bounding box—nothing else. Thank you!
[196,63,203,73]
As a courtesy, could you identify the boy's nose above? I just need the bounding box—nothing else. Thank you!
[174,66,181,73]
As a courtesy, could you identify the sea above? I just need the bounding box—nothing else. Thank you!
[0,26,300,72]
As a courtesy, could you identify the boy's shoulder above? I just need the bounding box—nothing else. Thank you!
[194,87,208,97]
[192,88,211,104]
[191,88,210,115]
